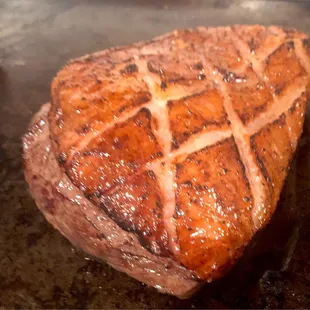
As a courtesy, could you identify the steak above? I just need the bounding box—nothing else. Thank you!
[23,25,310,298]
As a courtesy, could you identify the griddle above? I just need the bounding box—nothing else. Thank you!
[0,0,309,308]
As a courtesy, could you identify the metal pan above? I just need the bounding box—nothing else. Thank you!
[0,0,309,308]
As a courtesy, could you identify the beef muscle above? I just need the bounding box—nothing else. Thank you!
[23,25,310,298]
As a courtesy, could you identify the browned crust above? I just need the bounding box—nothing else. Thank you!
[45,25,310,281]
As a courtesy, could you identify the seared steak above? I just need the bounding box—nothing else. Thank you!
[23,25,310,298]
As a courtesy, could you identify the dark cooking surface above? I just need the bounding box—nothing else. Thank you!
[0,0,309,308]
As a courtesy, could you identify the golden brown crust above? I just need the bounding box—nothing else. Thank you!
[49,25,310,280]
[250,92,307,219]
[168,88,230,149]
[174,138,254,280]
[65,108,163,195]
[100,170,170,256]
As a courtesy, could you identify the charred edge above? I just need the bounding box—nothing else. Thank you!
[131,109,164,156]
[265,41,295,65]
[239,114,252,125]
[288,105,297,115]
[57,152,67,164]
[153,151,164,159]
[118,105,128,113]
[230,137,253,201]
[203,119,225,127]
[121,92,152,114]
[99,201,167,256]
[288,92,305,115]
[192,62,203,70]
[174,162,183,183]
[99,201,135,233]
[302,38,310,51]
[83,191,93,200]
[115,107,143,128]
[251,100,270,115]
[239,102,269,124]
[283,28,298,39]
[76,124,90,134]
[214,66,225,76]
[155,198,163,210]
[138,107,152,122]
[120,63,139,75]
[137,235,161,256]
[171,136,180,151]
[172,118,227,150]
[166,76,187,84]
[81,149,101,157]
[243,196,251,202]
[247,37,258,53]
[286,41,295,50]
[274,85,286,96]
[140,224,171,257]
[199,136,232,156]
[136,92,153,106]
[147,61,164,76]
[96,233,107,240]
[160,80,167,90]
[147,170,156,180]
[250,135,271,185]
[231,25,259,52]
[197,73,206,80]
[93,190,102,198]
[137,104,150,127]
[166,100,174,111]
[167,88,218,106]
[183,180,193,187]
[273,113,286,127]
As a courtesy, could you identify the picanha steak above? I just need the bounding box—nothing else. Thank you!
[23,25,310,298]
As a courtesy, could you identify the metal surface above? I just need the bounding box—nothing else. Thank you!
[0,0,309,308]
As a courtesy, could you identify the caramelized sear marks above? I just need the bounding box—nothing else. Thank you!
[175,138,253,280]
[145,53,209,101]
[168,88,229,149]
[264,41,306,95]
[66,109,163,195]
[232,25,287,55]
[226,67,273,124]
[48,26,310,281]
[251,92,307,220]
[99,170,170,256]
[197,27,246,73]
[50,60,152,159]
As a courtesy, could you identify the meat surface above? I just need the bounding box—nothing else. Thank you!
[23,25,310,298]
